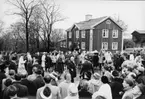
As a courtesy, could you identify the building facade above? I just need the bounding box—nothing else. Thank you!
[66,15,123,52]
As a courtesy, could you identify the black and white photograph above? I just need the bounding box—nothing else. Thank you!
[0,0,145,99]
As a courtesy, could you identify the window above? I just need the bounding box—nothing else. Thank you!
[102,42,108,50]
[112,42,118,50]
[69,32,72,38]
[76,30,79,38]
[81,42,85,50]
[69,41,72,47]
[106,20,111,24]
[81,30,85,38]
[102,29,109,38]
[112,29,118,38]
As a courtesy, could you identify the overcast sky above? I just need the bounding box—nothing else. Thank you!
[0,0,145,36]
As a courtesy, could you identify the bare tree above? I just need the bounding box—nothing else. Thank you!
[11,22,26,44]
[39,0,66,52]
[30,6,43,51]
[50,29,65,43]
[7,0,40,52]
[1,30,14,51]
[113,14,128,32]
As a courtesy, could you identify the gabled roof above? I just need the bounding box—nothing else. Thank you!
[66,16,123,31]
[133,30,145,34]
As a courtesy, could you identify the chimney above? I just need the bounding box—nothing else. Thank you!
[85,14,92,21]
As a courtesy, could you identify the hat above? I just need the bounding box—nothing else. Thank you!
[112,70,119,77]
[93,73,101,79]
[40,86,52,99]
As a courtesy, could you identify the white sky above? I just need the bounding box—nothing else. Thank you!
[0,0,145,37]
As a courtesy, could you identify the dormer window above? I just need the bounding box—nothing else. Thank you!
[102,29,109,38]
[112,29,118,38]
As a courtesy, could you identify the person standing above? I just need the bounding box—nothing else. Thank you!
[67,57,76,82]
[45,54,52,72]
[92,50,99,69]
[17,54,27,75]
[9,56,17,73]
[59,73,72,99]
[41,52,46,71]
[80,55,94,80]
[56,52,65,74]
[26,52,33,75]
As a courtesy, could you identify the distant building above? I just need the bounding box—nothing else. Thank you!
[57,38,67,51]
[132,30,145,47]
[66,15,123,52]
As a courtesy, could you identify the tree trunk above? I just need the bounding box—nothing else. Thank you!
[47,34,50,52]
[26,20,29,52]
[47,24,52,52]
[36,34,39,52]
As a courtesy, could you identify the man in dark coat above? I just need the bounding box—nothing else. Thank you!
[92,51,99,69]
[12,74,28,97]
[109,70,123,99]
[80,55,94,80]
[31,69,45,95]
[67,56,76,82]
[9,56,17,73]
[45,54,52,72]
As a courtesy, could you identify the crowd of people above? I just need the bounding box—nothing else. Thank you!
[0,49,145,99]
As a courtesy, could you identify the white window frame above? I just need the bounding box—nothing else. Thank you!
[81,30,85,38]
[102,42,108,50]
[112,29,118,38]
[102,29,109,38]
[112,42,118,50]
[81,42,85,50]
[76,30,79,38]
[69,32,72,38]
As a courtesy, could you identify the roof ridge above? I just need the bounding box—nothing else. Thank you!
[76,16,108,24]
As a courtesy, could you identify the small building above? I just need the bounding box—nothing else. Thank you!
[57,38,67,52]
[66,15,123,52]
[132,30,145,47]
